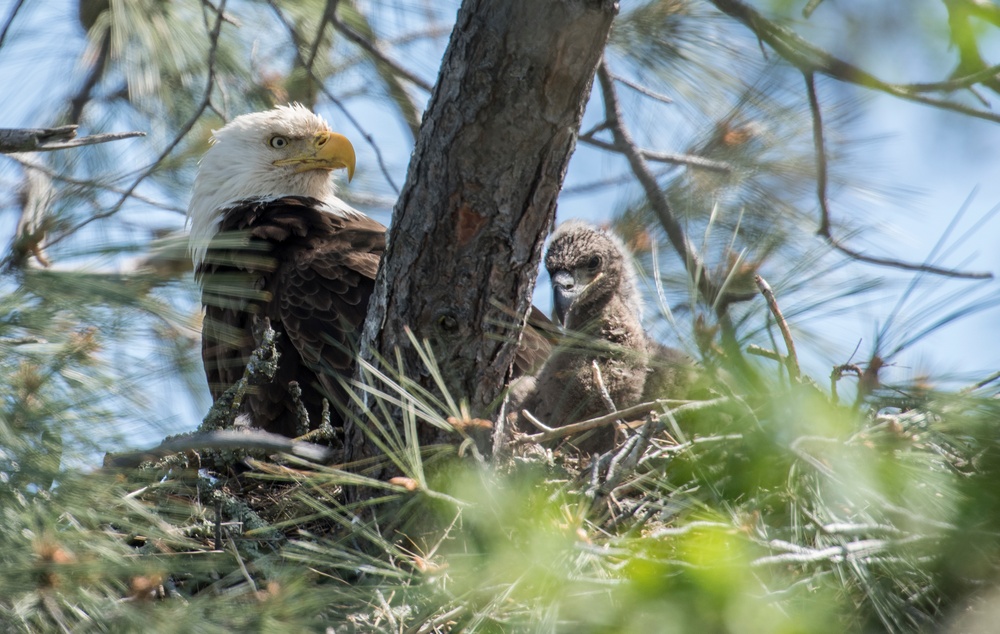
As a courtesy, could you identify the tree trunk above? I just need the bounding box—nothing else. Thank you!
[349,0,618,463]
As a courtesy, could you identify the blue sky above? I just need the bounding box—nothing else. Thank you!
[1,0,999,445]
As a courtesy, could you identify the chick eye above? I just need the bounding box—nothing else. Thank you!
[269,135,288,149]
[587,255,602,271]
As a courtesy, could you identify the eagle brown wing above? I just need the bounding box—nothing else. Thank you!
[198,196,385,436]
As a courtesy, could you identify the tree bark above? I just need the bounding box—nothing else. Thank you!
[350,0,618,462]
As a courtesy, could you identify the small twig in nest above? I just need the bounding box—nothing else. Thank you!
[519,397,729,445]
[830,363,862,402]
[591,361,618,415]
[519,409,554,433]
[288,380,310,437]
[296,400,337,443]
[755,275,800,381]
[590,412,663,515]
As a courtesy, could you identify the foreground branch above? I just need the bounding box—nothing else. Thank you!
[803,72,992,280]
[103,430,333,469]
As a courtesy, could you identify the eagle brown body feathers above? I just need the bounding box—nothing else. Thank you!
[198,196,384,437]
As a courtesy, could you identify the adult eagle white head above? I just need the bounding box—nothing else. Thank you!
[188,104,385,437]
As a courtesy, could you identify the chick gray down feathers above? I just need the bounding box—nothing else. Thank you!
[512,220,695,454]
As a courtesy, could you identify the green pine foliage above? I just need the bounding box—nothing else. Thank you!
[2,0,1000,631]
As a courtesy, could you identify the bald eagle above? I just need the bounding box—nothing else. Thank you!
[189,105,550,438]
[188,104,381,437]
[515,221,695,453]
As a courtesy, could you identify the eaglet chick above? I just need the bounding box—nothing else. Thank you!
[514,221,695,454]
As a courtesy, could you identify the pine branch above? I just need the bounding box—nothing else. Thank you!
[44,0,229,251]
[803,71,993,280]
[710,0,1000,124]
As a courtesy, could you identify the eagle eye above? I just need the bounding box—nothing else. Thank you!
[269,135,289,149]
[587,255,602,271]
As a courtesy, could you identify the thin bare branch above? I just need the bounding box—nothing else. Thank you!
[68,31,112,124]
[802,0,825,18]
[579,134,732,174]
[269,1,401,194]
[520,409,554,433]
[8,155,184,213]
[591,360,619,414]
[305,0,336,78]
[710,0,1000,124]
[561,167,674,197]
[0,127,144,154]
[0,0,25,51]
[804,71,992,279]
[596,62,707,296]
[609,71,673,104]
[755,274,800,381]
[746,344,782,362]
[960,369,1000,394]
[45,0,229,250]
[328,0,433,92]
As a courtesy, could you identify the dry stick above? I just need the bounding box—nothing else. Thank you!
[609,72,674,104]
[591,360,618,415]
[328,0,432,92]
[10,155,184,213]
[960,369,1000,394]
[519,409,554,433]
[595,61,706,299]
[0,127,145,153]
[519,397,728,445]
[68,29,112,124]
[755,275,800,381]
[305,0,337,76]
[803,72,992,280]
[802,0,825,18]
[561,167,675,197]
[591,360,628,445]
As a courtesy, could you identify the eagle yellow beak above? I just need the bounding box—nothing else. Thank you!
[273,131,356,181]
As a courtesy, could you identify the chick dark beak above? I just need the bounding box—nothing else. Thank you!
[551,270,578,327]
